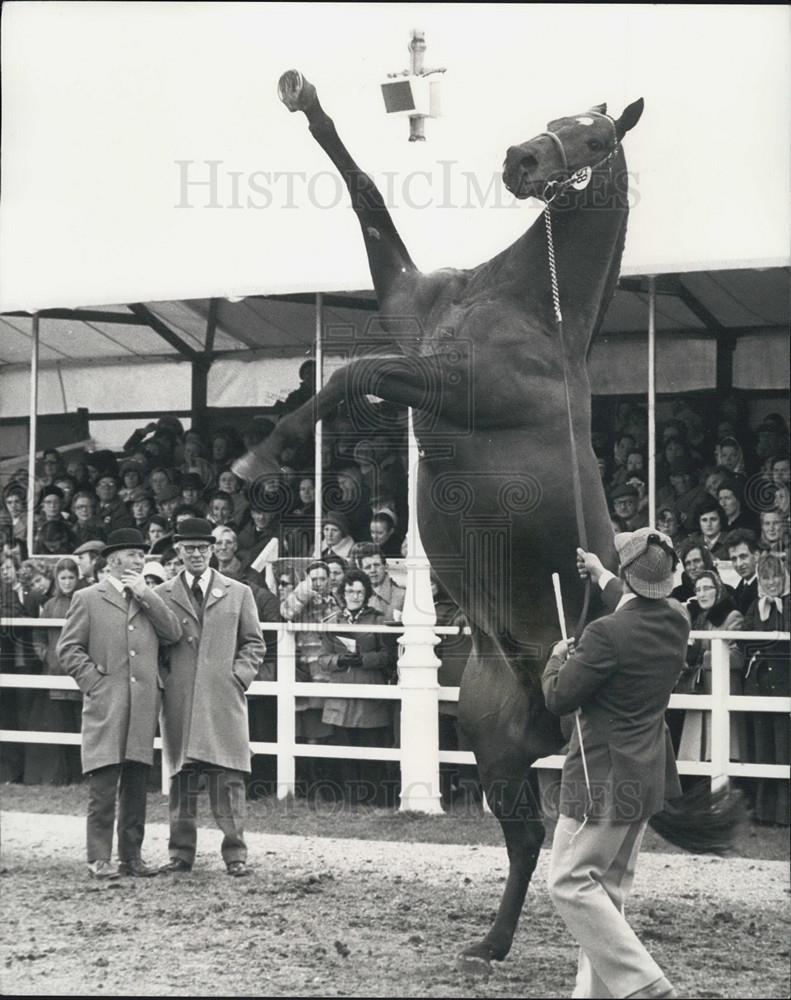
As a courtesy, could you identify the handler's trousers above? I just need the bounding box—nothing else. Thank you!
[548,815,666,999]
[168,762,247,865]
[86,761,149,863]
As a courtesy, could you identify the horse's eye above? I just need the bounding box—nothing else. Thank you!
[588,139,602,152]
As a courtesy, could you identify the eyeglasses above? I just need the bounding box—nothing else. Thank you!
[180,544,210,554]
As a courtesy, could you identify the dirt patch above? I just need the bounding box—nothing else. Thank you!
[1,811,789,998]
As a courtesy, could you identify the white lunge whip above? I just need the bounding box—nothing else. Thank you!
[552,572,592,826]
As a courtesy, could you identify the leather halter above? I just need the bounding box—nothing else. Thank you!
[536,112,620,203]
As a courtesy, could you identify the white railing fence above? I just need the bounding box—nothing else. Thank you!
[1,617,789,813]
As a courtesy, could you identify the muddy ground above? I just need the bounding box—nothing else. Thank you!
[1,809,789,998]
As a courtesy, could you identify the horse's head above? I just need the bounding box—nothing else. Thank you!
[503,99,644,201]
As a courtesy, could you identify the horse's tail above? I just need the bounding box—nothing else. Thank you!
[648,782,746,855]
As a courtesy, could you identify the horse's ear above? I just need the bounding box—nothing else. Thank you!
[589,103,607,115]
[614,98,644,139]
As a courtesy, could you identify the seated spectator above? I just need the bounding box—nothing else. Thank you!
[611,432,636,483]
[180,434,215,491]
[159,546,182,580]
[316,569,396,804]
[704,467,730,500]
[677,569,746,764]
[754,420,787,468]
[142,561,167,587]
[17,558,54,612]
[118,459,146,502]
[123,416,184,461]
[95,474,133,533]
[213,525,280,622]
[741,552,790,825]
[53,474,78,511]
[656,436,690,487]
[609,483,647,531]
[657,457,710,534]
[28,556,83,784]
[715,436,748,478]
[155,483,182,522]
[320,512,355,561]
[69,491,105,547]
[726,529,761,615]
[282,476,315,559]
[38,485,67,529]
[65,457,90,490]
[368,510,402,558]
[206,489,236,530]
[209,426,243,476]
[0,552,39,782]
[656,505,686,551]
[324,554,347,602]
[691,497,731,560]
[34,519,75,556]
[238,498,284,573]
[128,487,156,534]
[715,477,758,534]
[672,537,717,608]
[609,447,646,490]
[146,514,170,551]
[759,509,789,555]
[276,567,298,603]
[73,539,104,586]
[331,464,372,541]
[217,467,249,527]
[774,482,790,521]
[769,452,790,488]
[180,472,207,513]
[147,466,176,504]
[2,484,27,547]
[356,543,405,623]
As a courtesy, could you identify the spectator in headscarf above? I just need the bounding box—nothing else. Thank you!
[716,477,759,534]
[677,569,746,765]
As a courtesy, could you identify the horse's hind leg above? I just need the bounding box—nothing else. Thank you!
[278,70,416,300]
[458,769,545,970]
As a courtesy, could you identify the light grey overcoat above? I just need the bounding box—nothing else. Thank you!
[156,570,264,776]
[56,580,182,773]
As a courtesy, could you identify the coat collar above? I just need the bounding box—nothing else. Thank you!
[166,569,230,620]
[97,579,129,615]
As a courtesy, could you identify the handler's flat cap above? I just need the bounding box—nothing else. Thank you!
[74,539,106,555]
[103,528,148,555]
[174,517,216,543]
[614,527,677,599]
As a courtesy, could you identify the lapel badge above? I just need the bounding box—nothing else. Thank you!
[211,587,224,598]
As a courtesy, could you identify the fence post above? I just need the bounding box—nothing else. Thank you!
[277,627,297,800]
[709,637,730,790]
[397,408,444,815]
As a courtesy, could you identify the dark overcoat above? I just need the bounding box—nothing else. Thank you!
[156,570,264,775]
[542,582,689,822]
[56,580,182,772]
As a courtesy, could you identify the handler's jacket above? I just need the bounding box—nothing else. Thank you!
[156,570,264,776]
[542,580,688,822]
[56,580,182,773]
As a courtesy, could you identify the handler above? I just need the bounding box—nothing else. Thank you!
[156,518,264,878]
[57,528,182,880]
[542,528,688,1000]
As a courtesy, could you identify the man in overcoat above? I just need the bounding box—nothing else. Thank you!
[57,528,182,880]
[156,518,264,877]
[542,528,688,1000]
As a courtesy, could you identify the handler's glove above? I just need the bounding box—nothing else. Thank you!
[336,653,362,671]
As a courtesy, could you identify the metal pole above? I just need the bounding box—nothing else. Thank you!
[647,276,656,528]
[26,314,40,552]
[313,292,324,558]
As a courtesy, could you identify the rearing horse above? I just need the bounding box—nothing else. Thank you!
[235,72,734,968]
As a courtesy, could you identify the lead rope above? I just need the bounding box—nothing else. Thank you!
[544,203,593,833]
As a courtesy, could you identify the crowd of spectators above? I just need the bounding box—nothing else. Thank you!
[1,391,788,819]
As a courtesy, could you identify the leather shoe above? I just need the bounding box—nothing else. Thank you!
[118,857,159,878]
[88,859,121,881]
[226,860,250,878]
[159,858,193,874]
[626,978,677,999]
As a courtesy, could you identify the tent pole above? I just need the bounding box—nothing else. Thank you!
[313,292,323,558]
[647,276,656,528]
[26,314,40,552]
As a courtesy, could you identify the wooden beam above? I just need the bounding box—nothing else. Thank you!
[261,292,379,312]
[205,298,218,354]
[128,303,202,362]
[2,308,149,325]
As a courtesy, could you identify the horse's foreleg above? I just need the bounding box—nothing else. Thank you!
[278,70,416,301]
[458,772,545,970]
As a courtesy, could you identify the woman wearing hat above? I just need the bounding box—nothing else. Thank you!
[677,569,747,765]
[320,512,355,561]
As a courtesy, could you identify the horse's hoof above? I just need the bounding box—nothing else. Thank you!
[456,953,492,977]
[277,70,317,112]
[231,451,273,483]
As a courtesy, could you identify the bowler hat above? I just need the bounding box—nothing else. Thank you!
[614,527,677,599]
[173,517,215,544]
[103,528,148,555]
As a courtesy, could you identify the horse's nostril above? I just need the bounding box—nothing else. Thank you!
[520,154,538,171]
